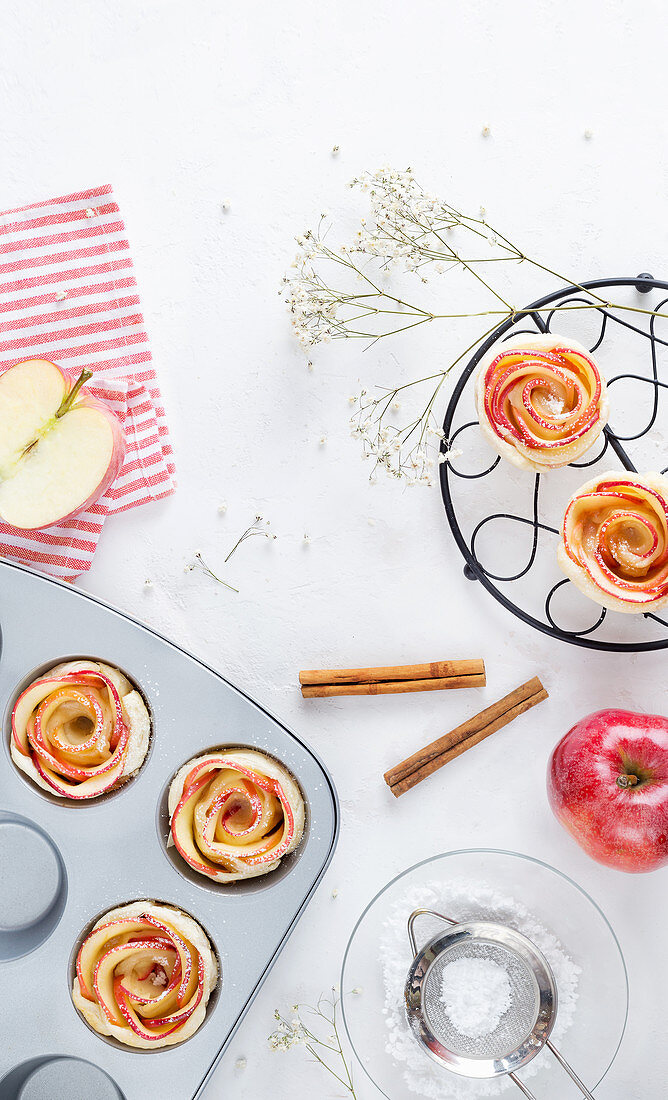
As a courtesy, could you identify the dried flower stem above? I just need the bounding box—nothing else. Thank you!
[269,994,356,1097]
[186,516,277,593]
[283,166,668,483]
[224,515,276,563]
[192,552,238,593]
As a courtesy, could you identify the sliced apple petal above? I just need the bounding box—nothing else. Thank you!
[113,981,187,1042]
[141,916,196,1007]
[171,778,236,878]
[12,677,71,754]
[76,918,149,1000]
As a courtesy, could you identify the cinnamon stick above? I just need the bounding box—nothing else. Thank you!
[384,676,548,797]
[299,659,485,697]
[300,660,485,686]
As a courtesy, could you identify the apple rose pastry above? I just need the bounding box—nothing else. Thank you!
[72,901,217,1049]
[10,660,150,799]
[558,471,668,613]
[475,333,609,471]
[168,749,306,882]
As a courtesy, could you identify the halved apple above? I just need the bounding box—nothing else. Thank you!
[0,358,126,530]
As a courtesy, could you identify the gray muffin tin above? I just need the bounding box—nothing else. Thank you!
[0,559,339,1100]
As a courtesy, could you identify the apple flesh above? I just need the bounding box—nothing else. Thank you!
[548,708,668,872]
[0,358,125,530]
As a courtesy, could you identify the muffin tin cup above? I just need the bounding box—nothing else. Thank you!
[0,559,339,1099]
[0,810,68,960]
[157,745,310,895]
[0,1056,126,1100]
[5,656,154,808]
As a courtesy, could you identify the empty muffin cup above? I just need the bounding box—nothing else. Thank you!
[0,1056,125,1100]
[0,811,67,961]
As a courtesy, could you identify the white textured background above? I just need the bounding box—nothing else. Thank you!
[1,2,667,1097]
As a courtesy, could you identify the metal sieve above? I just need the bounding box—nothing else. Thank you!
[404,909,594,1099]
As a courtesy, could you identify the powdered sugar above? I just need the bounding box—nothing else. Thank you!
[439,957,512,1039]
[380,879,581,1098]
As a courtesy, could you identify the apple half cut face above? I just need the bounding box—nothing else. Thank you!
[0,358,126,530]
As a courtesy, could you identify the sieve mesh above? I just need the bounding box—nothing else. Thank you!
[422,939,539,1060]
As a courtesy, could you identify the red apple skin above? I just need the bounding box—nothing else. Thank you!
[548,709,668,873]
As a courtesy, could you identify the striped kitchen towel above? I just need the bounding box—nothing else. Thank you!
[0,183,175,578]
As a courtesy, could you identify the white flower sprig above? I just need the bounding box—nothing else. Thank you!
[186,551,238,593]
[185,515,276,592]
[269,994,356,1097]
[223,515,277,563]
[283,165,666,482]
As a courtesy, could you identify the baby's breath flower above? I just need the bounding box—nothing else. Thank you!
[284,164,641,484]
[269,997,356,1095]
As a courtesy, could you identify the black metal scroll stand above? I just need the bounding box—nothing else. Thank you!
[439,274,668,652]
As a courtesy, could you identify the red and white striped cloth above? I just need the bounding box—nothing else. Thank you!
[0,183,175,578]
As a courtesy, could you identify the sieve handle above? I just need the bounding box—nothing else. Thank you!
[509,1042,595,1099]
[509,1074,538,1099]
[545,1040,595,1098]
[407,908,457,954]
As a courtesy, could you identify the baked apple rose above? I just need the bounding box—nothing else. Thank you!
[475,334,609,471]
[168,749,306,882]
[10,660,150,799]
[558,471,668,613]
[72,901,217,1049]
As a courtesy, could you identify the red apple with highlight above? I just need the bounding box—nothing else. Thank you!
[548,708,668,872]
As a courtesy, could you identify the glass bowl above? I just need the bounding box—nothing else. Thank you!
[340,849,628,1099]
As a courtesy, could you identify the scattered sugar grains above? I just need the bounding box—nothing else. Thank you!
[380,881,581,1098]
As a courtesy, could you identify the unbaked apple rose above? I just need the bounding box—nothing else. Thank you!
[558,471,668,613]
[475,333,609,471]
[72,901,217,1049]
[10,660,150,799]
[168,749,306,882]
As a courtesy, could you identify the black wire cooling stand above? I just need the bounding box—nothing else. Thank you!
[439,274,668,652]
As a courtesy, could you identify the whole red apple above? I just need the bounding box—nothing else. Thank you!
[547,708,668,873]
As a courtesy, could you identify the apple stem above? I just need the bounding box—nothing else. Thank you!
[617,774,639,789]
[56,368,93,418]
